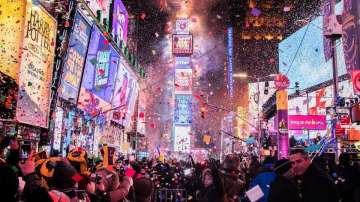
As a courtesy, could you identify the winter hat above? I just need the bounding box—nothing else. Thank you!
[47,159,77,191]
[67,147,89,175]
[223,154,240,172]
[133,177,154,202]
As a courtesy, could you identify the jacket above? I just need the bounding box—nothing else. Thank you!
[299,163,338,202]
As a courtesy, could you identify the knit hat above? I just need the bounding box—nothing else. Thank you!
[133,177,154,202]
[223,154,240,172]
[67,147,89,175]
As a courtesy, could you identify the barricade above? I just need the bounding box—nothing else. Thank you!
[152,189,188,202]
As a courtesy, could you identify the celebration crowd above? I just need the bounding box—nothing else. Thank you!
[0,135,360,202]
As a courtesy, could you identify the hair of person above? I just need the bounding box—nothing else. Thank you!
[290,148,309,159]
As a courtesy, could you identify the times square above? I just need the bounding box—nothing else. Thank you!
[0,0,360,202]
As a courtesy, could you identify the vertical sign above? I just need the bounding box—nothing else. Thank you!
[16,2,57,128]
[58,11,91,103]
[112,0,128,44]
[227,27,234,97]
[53,107,64,151]
[276,90,289,159]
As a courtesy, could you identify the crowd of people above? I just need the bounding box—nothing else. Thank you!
[1,135,360,202]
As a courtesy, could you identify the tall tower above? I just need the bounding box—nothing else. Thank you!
[172,19,193,153]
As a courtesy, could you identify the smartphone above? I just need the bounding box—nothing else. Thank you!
[34,151,47,162]
[20,141,31,162]
[184,168,193,176]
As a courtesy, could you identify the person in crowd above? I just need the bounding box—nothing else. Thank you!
[133,177,154,202]
[268,159,301,202]
[249,156,277,202]
[335,153,360,202]
[87,167,133,202]
[196,159,226,202]
[289,148,338,202]
[221,154,244,202]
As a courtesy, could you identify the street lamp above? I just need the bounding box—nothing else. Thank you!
[233,72,277,146]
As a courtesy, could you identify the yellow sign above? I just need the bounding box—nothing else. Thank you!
[0,0,26,79]
[15,1,57,128]
[276,90,288,110]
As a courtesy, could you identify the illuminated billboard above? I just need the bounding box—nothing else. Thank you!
[174,95,192,125]
[78,26,120,117]
[111,0,128,44]
[227,27,234,97]
[172,34,193,56]
[111,60,139,128]
[279,2,346,94]
[175,57,190,69]
[16,1,57,128]
[0,0,26,80]
[58,10,91,103]
[288,79,354,139]
[175,19,190,34]
[174,126,191,152]
[175,69,192,94]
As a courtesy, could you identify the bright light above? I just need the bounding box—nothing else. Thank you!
[233,73,248,78]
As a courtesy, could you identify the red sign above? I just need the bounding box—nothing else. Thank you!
[288,115,327,130]
[336,124,346,136]
[172,34,193,56]
[274,74,290,90]
[339,115,351,126]
[352,70,360,95]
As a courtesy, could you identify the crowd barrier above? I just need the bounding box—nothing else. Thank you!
[152,189,189,202]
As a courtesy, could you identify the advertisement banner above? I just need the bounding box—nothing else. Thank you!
[112,0,128,44]
[175,69,192,94]
[53,107,64,151]
[58,11,91,103]
[175,57,190,69]
[277,90,289,159]
[0,0,26,80]
[342,0,360,72]
[174,95,192,125]
[288,115,327,130]
[227,26,234,97]
[78,26,119,117]
[16,2,57,128]
[175,19,190,34]
[111,60,139,128]
[172,34,193,56]
[174,126,191,152]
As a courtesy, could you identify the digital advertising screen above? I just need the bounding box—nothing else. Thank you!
[174,126,191,152]
[287,79,354,139]
[111,60,139,128]
[175,19,190,34]
[175,69,192,94]
[78,26,120,117]
[172,34,193,56]
[16,1,57,128]
[175,57,190,69]
[58,10,91,103]
[279,2,346,94]
[111,0,128,44]
[174,95,192,125]
[0,0,26,80]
